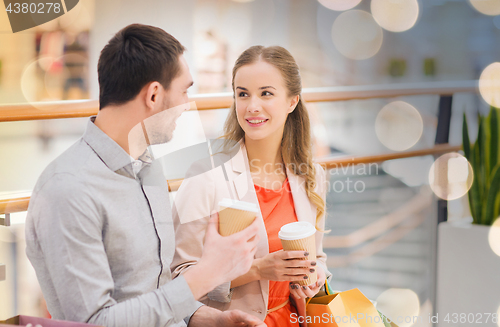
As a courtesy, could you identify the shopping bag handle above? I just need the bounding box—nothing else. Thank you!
[306,279,336,306]
[325,278,335,296]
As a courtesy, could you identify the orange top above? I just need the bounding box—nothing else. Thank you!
[255,178,300,327]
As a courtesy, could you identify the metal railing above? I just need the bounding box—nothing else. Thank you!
[0,143,460,218]
[0,80,477,122]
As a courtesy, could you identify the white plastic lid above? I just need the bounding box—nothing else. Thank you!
[218,198,259,213]
[278,221,316,240]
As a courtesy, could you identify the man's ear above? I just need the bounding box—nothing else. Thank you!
[288,95,300,113]
[145,82,162,112]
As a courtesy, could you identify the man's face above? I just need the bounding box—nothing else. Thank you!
[146,55,193,145]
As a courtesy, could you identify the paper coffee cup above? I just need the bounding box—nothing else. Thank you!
[279,221,317,286]
[218,198,258,236]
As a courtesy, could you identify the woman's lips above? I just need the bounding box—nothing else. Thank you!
[246,118,269,127]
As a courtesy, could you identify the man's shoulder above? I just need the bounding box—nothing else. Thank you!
[26,138,103,235]
[33,138,97,193]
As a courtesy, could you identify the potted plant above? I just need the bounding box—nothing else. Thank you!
[463,107,500,225]
[436,106,500,327]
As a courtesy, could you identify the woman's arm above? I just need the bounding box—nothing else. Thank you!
[231,251,316,288]
[230,262,260,288]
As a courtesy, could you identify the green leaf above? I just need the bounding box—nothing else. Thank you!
[493,192,500,225]
[484,164,500,225]
[480,116,489,192]
[464,113,481,223]
[468,144,482,224]
[463,113,471,160]
[476,119,486,224]
[489,107,498,176]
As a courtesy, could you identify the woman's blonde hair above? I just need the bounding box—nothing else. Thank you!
[222,45,325,228]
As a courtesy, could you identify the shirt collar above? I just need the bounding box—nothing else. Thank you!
[83,116,150,173]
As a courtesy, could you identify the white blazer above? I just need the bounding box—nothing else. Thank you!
[170,142,330,322]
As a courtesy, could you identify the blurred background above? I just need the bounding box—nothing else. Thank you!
[1,0,499,325]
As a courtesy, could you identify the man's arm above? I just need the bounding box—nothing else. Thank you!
[26,174,200,327]
[188,306,266,327]
[181,213,260,300]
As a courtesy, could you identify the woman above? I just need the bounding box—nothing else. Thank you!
[171,46,331,326]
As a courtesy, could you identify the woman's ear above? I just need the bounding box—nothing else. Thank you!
[288,95,300,113]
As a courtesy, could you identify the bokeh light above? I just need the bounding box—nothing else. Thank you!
[21,59,45,105]
[375,101,423,151]
[21,57,71,109]
[318,0,362,11]
[479,62,500,107]
[371,0,419,32]
[331,10,383,60]
[469,0,500,16]
[429,153,474,201]
[489,218,500,257]
[376,288,420,327]
[497,305,500,327]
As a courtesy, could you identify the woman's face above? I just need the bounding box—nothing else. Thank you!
[234,60,298,142]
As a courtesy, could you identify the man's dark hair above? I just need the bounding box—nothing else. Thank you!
[98,24,186,109]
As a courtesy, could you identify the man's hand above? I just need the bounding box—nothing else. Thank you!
[184,213,260,300]
[215,309,267,327]
[189,305,266,327]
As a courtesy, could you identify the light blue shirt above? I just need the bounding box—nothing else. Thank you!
[25,117,202,327]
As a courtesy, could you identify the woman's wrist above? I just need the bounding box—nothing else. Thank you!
[252,258,262,281]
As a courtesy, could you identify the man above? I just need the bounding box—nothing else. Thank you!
[25,24,265,327]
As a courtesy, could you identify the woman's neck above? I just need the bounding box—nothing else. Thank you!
[245,135,284,176]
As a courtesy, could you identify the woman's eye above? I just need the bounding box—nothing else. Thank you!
[238,92,248,97]
[262,91,273,96]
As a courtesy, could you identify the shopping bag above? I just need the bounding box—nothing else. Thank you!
[306,281,397,327]
[0,315,103,327]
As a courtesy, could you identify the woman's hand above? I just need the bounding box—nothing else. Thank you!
[253,250,316,282]
[289,264,326,300]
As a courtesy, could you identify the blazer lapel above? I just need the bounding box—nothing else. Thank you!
[230,142,270,310]
[231,142,250,200]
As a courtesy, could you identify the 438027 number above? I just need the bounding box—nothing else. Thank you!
[444,313,498,324]
[5,2,62,14]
